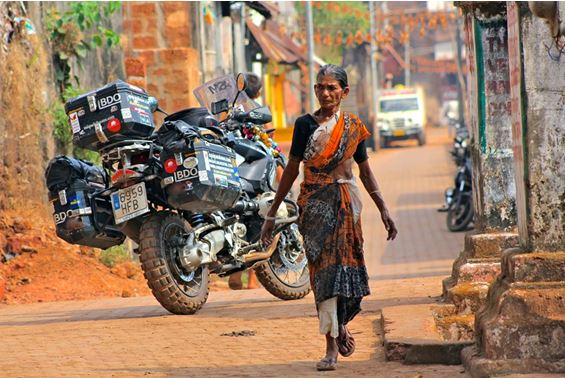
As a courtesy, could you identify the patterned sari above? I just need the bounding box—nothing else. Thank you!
[297,112,371,327]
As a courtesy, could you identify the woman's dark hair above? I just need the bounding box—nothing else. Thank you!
[244,72,262,99]
[316,64,348,89]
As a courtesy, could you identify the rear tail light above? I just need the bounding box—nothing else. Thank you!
[107,118,121,133]
[111,169,139,184]
[164,159,178,174]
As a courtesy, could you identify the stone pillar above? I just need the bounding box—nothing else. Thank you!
[462,2,565,376]
[442,3,519,317]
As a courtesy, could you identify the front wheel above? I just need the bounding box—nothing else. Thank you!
[255,223,310,300]
[139,212,210,314]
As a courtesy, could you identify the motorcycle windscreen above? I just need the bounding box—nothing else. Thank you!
[193,75,256,121]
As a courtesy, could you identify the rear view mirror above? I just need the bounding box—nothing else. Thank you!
[148,97,159,113]
[236,73,246,92]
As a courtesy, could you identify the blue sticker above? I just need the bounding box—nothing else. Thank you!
[112,193,121,210]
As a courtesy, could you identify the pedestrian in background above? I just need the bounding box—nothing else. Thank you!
[228,72,263,291]
[261,64,397,371]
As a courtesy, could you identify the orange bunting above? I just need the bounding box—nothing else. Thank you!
[323,33,332,46]
[428,15,438,29]
[335,30,343,45]
[354,30,364,45]
[314,30,321,44]
[419,25,426,37]
[346,33,354,47]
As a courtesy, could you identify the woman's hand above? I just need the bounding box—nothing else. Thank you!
[380,210,398,240]
[260,219,276,246]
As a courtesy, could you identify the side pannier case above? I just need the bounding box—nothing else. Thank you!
[157,120,241,213]
[65,80,155,151]
[45,156,125,249]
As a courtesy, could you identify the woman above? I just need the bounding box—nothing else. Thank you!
[260,64,397,371]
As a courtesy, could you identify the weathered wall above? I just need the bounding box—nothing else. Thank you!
[519,11,565,251]
[122,1,201,124]
[0,2,54,215]
[467,6,517,232]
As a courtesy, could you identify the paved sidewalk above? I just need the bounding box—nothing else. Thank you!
[0,277,465,377]
[361,128,464,280]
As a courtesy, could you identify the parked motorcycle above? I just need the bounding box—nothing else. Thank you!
[45,74,310,314]
[444,153,474,232]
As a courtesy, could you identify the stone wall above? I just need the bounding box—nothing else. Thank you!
[122,2,202,122]
[520,13,565,251]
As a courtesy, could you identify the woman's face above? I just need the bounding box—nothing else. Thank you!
[314,74,349,111]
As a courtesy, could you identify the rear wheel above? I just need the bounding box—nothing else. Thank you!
[139,212,210,314]
[446,192,473,232]
[255,223,310,300]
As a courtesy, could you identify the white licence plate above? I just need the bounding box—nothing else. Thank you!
[111,182,149,224]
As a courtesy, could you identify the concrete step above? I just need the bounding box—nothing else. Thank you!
[381,303,473,365]
[446,281,491,314]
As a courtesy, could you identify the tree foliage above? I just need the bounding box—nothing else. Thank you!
[295,1,370,64]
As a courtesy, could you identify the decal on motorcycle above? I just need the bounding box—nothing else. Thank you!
[175,153,184,165]
[78,109,85,117]
[183,157,198,169]
[98,93,121,110]
[207,79,232,95]
[214,174,228,187]
[199,170,209,182]
[110,105,118,113]
[69,112,81,134]
[53,207,92,225]
[58,190,67,206]
[121,107,132,120]
[174,167,199,183]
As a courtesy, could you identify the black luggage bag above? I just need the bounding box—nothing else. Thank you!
[45,156,125,249]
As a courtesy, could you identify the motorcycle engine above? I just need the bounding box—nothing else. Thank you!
[256,192,288,220]
[179,229,225,272]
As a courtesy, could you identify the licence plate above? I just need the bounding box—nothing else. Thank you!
[393,129,406,137]
[111,182,150,224]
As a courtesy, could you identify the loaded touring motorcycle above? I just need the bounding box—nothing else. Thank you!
[45,74,310,314]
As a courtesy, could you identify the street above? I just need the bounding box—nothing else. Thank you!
[0,128,467,377]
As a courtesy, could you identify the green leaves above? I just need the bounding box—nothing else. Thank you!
[46,1,122,153]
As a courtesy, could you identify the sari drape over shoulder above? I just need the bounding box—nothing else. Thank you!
[297,112,371,325]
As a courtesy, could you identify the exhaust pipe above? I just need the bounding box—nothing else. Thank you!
[242,234,281,263]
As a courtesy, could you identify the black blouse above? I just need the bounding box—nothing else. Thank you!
[289,114,369,163]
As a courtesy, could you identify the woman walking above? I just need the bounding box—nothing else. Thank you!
[261,64,397,371]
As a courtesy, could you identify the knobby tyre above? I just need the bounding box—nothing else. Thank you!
[139,212,210,314]
[255,225,311,300]
[446,192,473,232]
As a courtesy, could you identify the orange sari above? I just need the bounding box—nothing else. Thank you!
[297,112,370,325]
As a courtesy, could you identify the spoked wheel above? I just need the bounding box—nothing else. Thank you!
[139,212,209,314]
[255,223,311,300]
[446,192,474,232]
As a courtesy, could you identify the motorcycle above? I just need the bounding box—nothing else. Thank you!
[45,74,310,314]
[444,156,474,232]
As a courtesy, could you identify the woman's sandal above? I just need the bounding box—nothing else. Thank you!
[337,326,356,357]
[316,356,337,371]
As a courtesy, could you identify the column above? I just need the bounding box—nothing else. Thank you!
[442,3,519,323]
[463,2,565,376]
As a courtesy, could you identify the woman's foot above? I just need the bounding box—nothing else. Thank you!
[316,356,337,371]
[337,325,356,357]
[316,333,339,370]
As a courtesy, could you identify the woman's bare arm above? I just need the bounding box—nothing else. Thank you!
[358,159,398,240]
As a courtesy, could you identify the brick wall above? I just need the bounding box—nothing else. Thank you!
[122,2,202,121]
